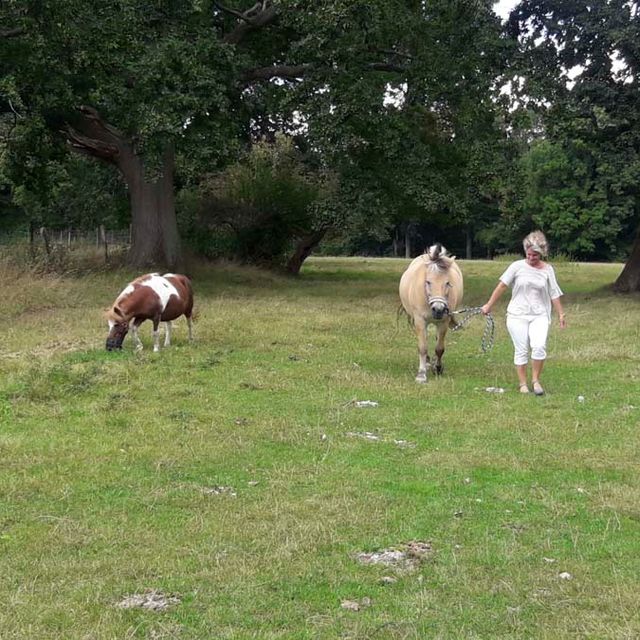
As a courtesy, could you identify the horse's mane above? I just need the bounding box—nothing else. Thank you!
[425,243,455,271]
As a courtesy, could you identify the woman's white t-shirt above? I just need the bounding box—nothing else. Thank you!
[499,260,563,321]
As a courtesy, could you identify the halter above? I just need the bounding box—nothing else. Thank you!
[424,281,450,313]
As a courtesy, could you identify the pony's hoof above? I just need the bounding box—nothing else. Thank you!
[434,365,443,376]
[415,374,427,384]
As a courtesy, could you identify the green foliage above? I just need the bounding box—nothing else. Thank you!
[1,0,514,263]
[187,135,335,266]
[10,157,129,231]
[509,0,640,262]
[519,140,633,260]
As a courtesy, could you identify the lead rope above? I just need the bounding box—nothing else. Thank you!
[450,307,495,353]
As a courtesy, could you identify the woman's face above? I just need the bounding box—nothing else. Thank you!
[526,248,543,266]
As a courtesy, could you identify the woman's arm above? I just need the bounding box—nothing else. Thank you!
[552,296,566,329]
[481,282,508,315]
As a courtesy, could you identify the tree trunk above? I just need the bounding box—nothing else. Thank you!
[392,226,400,257]
[614,226,640,292]
[125,150,181,270]
[404,226,411,259]
[466,226,472,259]
[285,229,326,275]
[67,106,181,271]
[157,146,181,270]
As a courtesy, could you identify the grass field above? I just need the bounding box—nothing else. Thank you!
[0,256,639,639]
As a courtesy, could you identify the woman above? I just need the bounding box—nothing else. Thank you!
[481,231,566,395]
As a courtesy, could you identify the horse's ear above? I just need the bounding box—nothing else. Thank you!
[108,305,125,321]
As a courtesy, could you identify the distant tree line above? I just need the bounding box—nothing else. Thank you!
[1,1,639,289]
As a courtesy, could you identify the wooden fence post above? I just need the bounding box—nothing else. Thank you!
[40,227,51,256]
[99,225,109,263]
[29,221,36,258]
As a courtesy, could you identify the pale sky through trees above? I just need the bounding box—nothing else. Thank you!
[493,0,519,21]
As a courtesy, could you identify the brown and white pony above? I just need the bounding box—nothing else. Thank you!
[106,273,194,352]
[399,244,463,383]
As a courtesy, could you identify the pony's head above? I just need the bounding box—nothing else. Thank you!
[425,243,455,320]
[105,306,129,351]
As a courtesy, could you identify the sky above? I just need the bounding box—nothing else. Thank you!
[493,0,520,21]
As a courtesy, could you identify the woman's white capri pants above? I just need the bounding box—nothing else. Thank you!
[506,315,550,365]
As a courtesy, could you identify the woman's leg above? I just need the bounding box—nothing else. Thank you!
[529,315,550,394]
[532,358,544,382]
[507,316,531,389]
[516,364,528,389]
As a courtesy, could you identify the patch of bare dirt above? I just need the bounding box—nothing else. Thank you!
[356,540,433,572]
[116,590,180,611]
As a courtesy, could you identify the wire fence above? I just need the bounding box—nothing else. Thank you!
[0,226,131,248]
[0,226,132,265]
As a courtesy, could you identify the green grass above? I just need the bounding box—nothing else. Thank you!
[0,256,639,639]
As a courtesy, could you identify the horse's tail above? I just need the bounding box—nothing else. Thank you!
[397,303,413,329]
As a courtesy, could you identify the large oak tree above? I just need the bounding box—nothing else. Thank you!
[509,0,640,291]
[2,1,509,268]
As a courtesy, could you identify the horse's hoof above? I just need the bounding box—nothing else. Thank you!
[415,375,427,384]
[434,366,443,375]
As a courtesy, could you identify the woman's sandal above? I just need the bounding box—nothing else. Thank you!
[532,380,545,396]
[519,383,530,394]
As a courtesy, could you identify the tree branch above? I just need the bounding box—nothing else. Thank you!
[66,127,120,161]
[242,64,311,83]
[65,106,127,163]
[0,27,25,38]
[217,0,278,45]
[241,59,405,85]
[367,62,406,73]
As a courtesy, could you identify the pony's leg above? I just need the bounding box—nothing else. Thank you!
[414,318,429,383]
[187,315,194,342]
[152,318,161,352]
[434,323,449,375]
[131,320,144,352]
[164,321,172,347]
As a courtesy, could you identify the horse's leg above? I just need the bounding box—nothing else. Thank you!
[187,315,194,342]
[434,322,448,375]
[152,317,161,352]
[164,321,172,347]
[414,318,429,383]
[131,319,144,352]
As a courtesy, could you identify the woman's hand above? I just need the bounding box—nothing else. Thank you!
[559,313,567,329]
[481,303,492,316]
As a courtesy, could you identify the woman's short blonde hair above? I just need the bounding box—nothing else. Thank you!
[523,230,549,257]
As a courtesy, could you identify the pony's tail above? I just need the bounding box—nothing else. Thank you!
[397,303,413,329]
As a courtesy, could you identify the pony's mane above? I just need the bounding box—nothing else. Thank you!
[425,243,455,271]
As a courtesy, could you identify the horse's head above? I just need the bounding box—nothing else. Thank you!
[425,244,454,320]
[106,306,129,350]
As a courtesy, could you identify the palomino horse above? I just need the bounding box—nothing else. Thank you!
[106,273,194,352]
[399,244,463,382]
